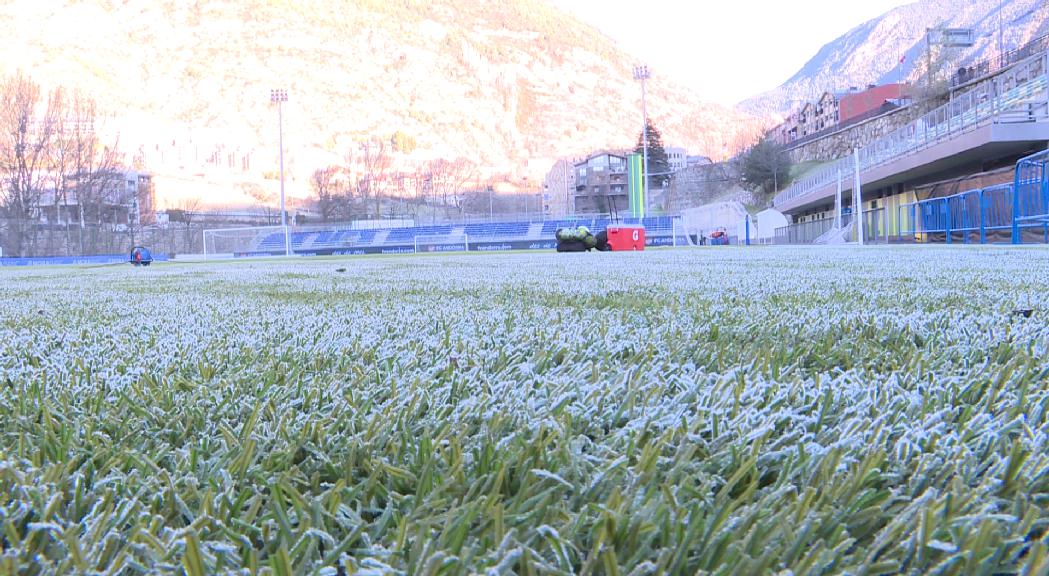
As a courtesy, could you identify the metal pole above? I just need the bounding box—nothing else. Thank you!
[854,148,864,245]
[998,0,1004,68]
[745,214,750,245]
[912,203,917,242]
[280,101,289,257]
[945,198,952,244]
[963,196,972,244]
[271,88,290,257]
[883,203,889,243]
[979,189,987,244]
[641,77,649,218]
[202,229,208,260]
[634,65,651,219]
[1012,165,1021,244]
[835,168,843,228]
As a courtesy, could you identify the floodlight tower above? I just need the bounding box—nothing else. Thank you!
[633,64,651,217]
[270,88,291,257]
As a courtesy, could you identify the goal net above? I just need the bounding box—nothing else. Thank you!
[414,233,469,253]
[672,218,698,246]
[203,226,286,259]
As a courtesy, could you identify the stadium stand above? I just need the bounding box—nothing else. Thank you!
[241,216,681,255]
[383,225,454,244]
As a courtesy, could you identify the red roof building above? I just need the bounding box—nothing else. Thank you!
[838,84,911,124]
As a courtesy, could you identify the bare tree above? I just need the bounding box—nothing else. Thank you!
[402,170,431,219]
[311,165,345,222]
[241,183,281,225]
[429,157,477,217]
[171,196,204,253]
[42,87,72,255]
[908,40,954,118]
[61,92,123,254]
[0,72,60,256]
[356,140,392,219]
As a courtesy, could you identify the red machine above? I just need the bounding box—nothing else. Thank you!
[606,225,645,251]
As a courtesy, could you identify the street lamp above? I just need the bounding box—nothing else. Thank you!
[270,88,290,257]
[633,65,651,218]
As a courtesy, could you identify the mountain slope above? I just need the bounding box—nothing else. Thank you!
[741,0,1049,117]
[0,0,764,205]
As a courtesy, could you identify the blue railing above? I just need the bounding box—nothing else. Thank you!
[899,149,1049,244]
[1012,149,1049,243]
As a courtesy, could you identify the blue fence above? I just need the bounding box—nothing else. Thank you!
[0,253,170,267]
[1012,150,1049,243]
[900,149,1049,244]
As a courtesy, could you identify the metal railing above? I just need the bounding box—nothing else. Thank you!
[951,32,1049,88]
[775,51,1049,210]
[774,216,836,245]
[858,208,888,244]
[900,184,1014,243]
[0,219,206,258]
[773,208,888,245]
[898,149,1049,244]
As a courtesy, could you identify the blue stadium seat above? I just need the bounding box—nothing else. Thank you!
[463,222,531,238]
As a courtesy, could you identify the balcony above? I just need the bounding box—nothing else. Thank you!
[775,52,1049,213]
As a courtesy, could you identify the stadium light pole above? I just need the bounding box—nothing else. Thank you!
[998,0,1004,66]
[271,88,290,258]
[854,148,864,245]
[633,65,650,218]
[835,168,842,229]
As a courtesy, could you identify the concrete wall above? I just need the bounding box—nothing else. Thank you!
[786,107,916,165]
[681,202,748,238]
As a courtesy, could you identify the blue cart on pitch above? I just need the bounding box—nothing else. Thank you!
[129,246,153,266]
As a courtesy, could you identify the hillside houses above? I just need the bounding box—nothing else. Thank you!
[776,84,912,146]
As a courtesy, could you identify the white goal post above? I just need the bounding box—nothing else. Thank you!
[672,218,698,247]
[414,233,469,253]
[203,225,285,259]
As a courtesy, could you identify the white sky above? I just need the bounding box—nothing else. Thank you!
[553,0,918,105]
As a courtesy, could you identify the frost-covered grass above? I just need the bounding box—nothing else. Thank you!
[1,246,1049,575]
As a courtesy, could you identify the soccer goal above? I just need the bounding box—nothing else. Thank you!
[671,218,698,246]
[203,225,286,259]
[414,233,470,253]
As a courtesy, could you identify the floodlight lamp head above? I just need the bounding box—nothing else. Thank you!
[270,89,288,103]
[633,65,650,80]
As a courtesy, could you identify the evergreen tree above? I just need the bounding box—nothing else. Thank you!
[634,120,671,188]
[741,134,793,197]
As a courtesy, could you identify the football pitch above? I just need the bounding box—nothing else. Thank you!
[1,246,1048,574]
